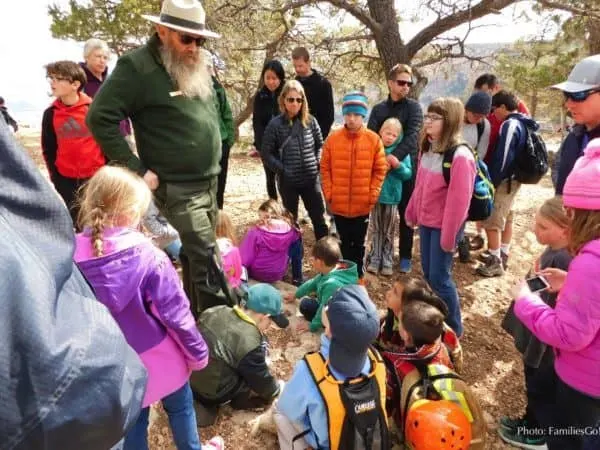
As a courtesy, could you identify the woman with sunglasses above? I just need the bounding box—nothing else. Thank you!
[252,60,286,200]
[405,97,476,336]
[260,80,328,241]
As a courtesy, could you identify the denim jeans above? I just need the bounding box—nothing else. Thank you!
[299,297,320,322]
[124,382,201,450]
[288,238,304,283]
[419,226,462,336]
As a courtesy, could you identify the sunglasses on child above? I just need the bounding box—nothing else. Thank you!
[563,89,600,103]
[394,80,413,87]
[177,32,206,47]
[285,97,304,104]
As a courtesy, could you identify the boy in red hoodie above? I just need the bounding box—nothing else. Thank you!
[42,61,105,224]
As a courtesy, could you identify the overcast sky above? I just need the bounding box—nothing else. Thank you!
[1,0,555,123]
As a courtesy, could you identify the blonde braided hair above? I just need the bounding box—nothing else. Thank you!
[77,166,152,257]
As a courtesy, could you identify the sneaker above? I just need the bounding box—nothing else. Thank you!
[500,415,527,431]
[366,263,379,274]
[470,234,485,250]
[457,237,471,263]
[247,148,259,157]
[478,250,509,270]
[476,254,505,277]
[399,258,412,274]
[478,250,492,263]
[203,436,225,450]
[498,427,547,450]
[381,266,394,276]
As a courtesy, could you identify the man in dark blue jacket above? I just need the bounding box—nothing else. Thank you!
[551,54,600,195]
[478,91,538,278]
[0,119,146,450]
[368,64,423,273]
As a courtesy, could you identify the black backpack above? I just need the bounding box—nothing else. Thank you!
[443,144,495,221]
[513,120,549,184]
[299,349,391,450]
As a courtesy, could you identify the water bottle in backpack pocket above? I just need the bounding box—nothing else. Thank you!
[443,144,495,222]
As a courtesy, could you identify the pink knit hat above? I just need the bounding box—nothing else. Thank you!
[563,137,600,210]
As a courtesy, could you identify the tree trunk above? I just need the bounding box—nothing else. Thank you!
[587,18,600,55]
[367,0,424,98]
[530,90,538,119]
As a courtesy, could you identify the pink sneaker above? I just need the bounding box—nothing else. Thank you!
[203,436,225,450]
[247,149,260,157]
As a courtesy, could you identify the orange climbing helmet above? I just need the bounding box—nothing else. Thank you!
[404,399,472,450]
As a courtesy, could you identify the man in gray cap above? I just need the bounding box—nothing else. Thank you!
[551,54,600,195]
[88,0,227,317]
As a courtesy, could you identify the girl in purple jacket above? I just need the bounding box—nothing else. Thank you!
[240,199,302,284]
[512,138,600,450]
[74,166,223,450]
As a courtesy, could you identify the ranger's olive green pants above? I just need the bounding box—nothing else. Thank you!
[154,178,227,317]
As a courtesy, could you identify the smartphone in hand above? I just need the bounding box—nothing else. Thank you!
[526,275,550,293]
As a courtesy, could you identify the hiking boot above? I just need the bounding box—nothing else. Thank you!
[194,401,218,428]
[399,258,412,274]
[500,415,527,431]
[458,237,471,263]
[479,250,508,270]
[366,263,379,274]
[498,426,547,450]
[470,234,485,250]
[381,266,394,276]
[203,436,225,450]
[476,255,505,277]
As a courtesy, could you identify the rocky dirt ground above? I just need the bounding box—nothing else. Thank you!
[18,131,561,449]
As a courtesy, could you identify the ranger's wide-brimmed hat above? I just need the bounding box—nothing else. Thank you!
[143,0,220,39]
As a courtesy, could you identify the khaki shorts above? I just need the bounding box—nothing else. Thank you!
[482,180,521,231]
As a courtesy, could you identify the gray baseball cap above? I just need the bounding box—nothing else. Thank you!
[551,54,600,93]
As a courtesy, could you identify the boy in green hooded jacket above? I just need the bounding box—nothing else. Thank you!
[289,236,358,332]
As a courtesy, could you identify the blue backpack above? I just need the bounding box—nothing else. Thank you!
[443,143,495,221]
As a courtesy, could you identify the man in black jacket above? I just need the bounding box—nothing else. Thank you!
[292,47,335,139]
[368,64,423,273]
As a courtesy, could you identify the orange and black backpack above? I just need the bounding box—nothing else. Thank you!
[296,347,391,450]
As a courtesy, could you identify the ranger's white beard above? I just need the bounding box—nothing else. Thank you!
[160,44,213,100]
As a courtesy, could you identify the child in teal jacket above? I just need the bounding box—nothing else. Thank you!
[367,117,412,275]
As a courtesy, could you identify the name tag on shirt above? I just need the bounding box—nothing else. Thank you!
[169,90,183,97]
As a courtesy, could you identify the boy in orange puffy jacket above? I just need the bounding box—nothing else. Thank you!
[320,92,387,277]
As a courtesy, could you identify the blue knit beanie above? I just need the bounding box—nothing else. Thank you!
[342,91,368,117]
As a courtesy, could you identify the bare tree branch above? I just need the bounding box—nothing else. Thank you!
[537,0,600,18]
[278,0,382,34]
[406,0,518,59]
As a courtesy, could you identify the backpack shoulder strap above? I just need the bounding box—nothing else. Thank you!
[476,120,485,145]
[442,146,458,185]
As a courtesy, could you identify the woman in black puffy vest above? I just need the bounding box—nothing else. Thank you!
[260,80,328,240]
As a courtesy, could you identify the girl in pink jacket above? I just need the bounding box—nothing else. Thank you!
[513,138,600,450]
[405,97,476,337]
